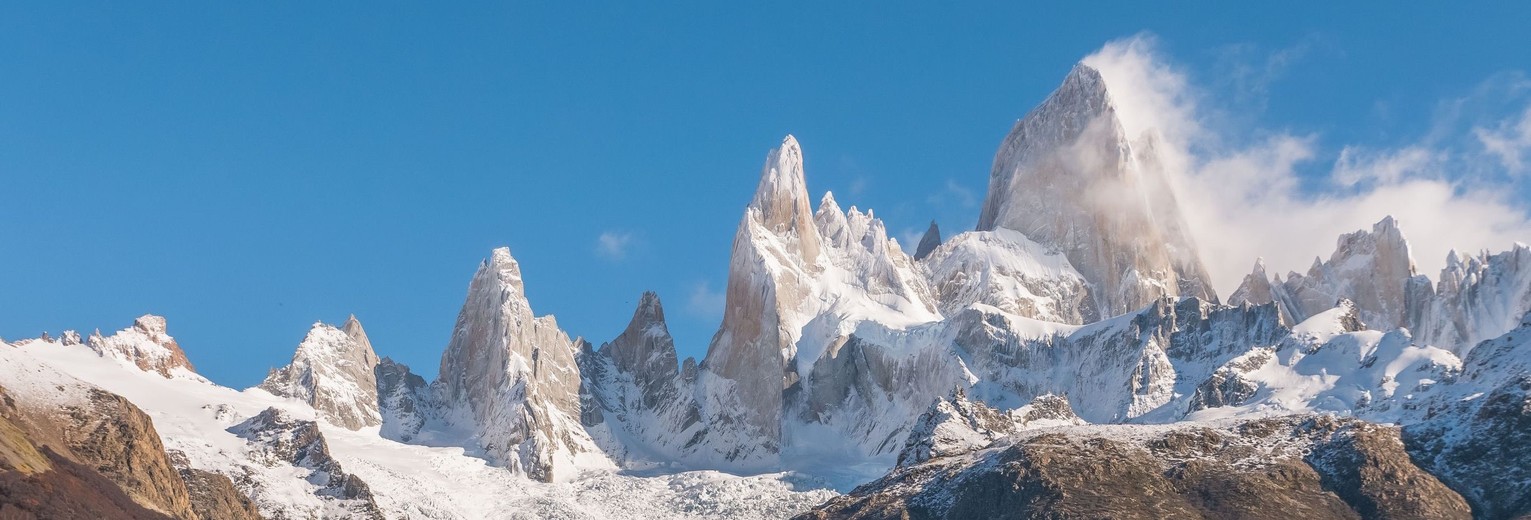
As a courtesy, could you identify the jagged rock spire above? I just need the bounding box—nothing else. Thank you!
[1272,216,1421,331]
[434,247,592,481]
[749,135,821,264]
[600,291,680,390]
[914,220,942,261]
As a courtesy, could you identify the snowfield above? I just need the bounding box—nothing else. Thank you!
[8,338,836,520]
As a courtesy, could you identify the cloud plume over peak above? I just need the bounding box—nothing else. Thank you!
[1079,34,1531,294]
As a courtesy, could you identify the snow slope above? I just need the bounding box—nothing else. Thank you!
[8,335,836,520]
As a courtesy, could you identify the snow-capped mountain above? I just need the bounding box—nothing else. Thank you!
[258,316,383,430]
[4,58,1531,519]
[431,247,599,482]
[977,64,1217,320]
[690,135,941,472]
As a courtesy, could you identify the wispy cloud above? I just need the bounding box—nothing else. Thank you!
[1082,34,1531,294]
[927,179,978,208]
[897,228,924,255]
[1476,106,1531,175]
[595,231,635,261]
[686,281,725,319]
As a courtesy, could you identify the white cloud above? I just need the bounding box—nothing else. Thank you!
[1332,146,1443,187]
[1475,106,1531,174]
[595,231,634,260]
[686,281,725,319]
[1081,34,1531,295]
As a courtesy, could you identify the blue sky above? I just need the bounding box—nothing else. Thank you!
[4,2,1530,388]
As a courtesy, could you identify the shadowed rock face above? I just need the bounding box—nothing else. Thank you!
[176,466,262,520]
[1406,313,1531,520]
[375,357,429,443]
[977,64,1217,318]
[600,292,681,410]
[913,221,942,261]
[1,443,176,520]
[800,416,1469,520]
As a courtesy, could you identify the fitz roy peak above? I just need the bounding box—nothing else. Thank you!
[978,64,1217,320]
[4,59,1531,520]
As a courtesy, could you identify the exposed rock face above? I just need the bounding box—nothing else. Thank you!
[258,316,382,430]
[1406,312,1531,519]
[434,247,594,482]
[581,293,702,464]
[1227,258,1276,310]
[0,387,199,519]
[229,408,381,519]
[1246,217,1425,332]
[923,228,1092,323]
[0,348,232,520]
[57,389,201,519]
[977,63,1217,318]
[697,135,823,466]
[0,438,176,519]
[913,221,942,261]
[695,136,940,470]
[88,315,197,378]
[374,357,429,442]
[802,416,1470,520]
[176,466,263,520]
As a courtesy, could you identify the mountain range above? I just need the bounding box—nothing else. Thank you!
[3,62,1529,519]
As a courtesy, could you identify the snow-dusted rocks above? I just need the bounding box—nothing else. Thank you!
[922,228,1091,323]
[805,416,1472,520]
[434,247,597,482]
[229,408,384,519]
[374,357,429,442]
[694,136,940,470]
[258,316,383,430]
[977,63,1217,318]
[1406,311,1531,519]
[1415,245,1531,356]
[86,314,198,378]
[580,292,703,466]
[1233,216,1531,358]
[895,390,1081,468]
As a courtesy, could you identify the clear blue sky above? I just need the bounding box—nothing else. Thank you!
[4,2,1529,388]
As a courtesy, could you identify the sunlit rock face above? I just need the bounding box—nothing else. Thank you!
[259,316,383,430]
[433,247,595,482]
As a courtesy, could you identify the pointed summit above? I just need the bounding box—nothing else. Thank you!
[435,247,592,481]
[1229,258,1276,307]
[749,135,821,263]
[976,62,1217,317]
[259,318,383,430]
[914,220,943,260]
[1273,216,1420,331]
[598,291,681,407]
